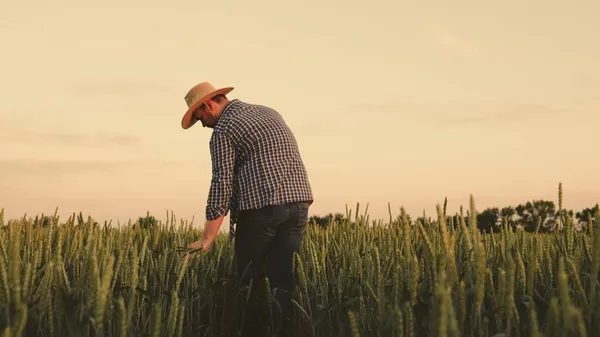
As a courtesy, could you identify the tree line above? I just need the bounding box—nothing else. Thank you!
[309,200,599,234]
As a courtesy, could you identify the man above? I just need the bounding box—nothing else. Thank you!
[180,81,313,336]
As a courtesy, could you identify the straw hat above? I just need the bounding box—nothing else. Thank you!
[181,82,234,129]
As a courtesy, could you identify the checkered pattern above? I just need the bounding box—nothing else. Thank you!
[205,99,313,241]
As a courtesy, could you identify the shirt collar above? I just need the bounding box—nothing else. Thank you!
[212,99,238,127]
[222,99,240,114]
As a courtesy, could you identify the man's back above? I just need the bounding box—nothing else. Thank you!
[206,99,313,219]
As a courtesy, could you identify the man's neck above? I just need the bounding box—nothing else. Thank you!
[213,99,237,127]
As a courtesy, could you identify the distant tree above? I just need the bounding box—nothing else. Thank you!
[33,215,53,228]
[515,200,557,232]
[415,216,432,227]
[136,212,158,229]
[500,206,516,219]
[471,200,565,233]
[308,198,597,235]
[476,207,501,233]
[309,213,345,229]
[447,214,460,228]
[575,203,599,231]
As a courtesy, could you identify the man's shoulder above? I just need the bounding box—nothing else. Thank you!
[227,99,278,114]
[225,99,248,110]
[221,100,282,125]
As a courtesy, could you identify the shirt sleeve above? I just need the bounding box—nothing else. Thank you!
[205,130,235,220]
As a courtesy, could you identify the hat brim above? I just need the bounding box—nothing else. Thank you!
[181,87,234,129]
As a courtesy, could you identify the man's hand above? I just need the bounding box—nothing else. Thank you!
[181,216,225,262]
[181,238,210,262]
[188,238,212,252]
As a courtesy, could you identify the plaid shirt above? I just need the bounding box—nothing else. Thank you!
[205,99,313,240]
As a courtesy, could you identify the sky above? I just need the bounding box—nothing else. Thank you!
[1,0,599,228]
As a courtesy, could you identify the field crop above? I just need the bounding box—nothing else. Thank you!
[0,192,599,337]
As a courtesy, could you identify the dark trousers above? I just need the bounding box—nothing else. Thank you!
[234,201,309,337]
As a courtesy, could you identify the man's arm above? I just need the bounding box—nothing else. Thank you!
[202,131,235,244]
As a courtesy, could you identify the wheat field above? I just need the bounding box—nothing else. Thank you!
[0,191,599,337]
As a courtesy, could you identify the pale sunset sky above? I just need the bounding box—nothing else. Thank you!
[1,0,598,227]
